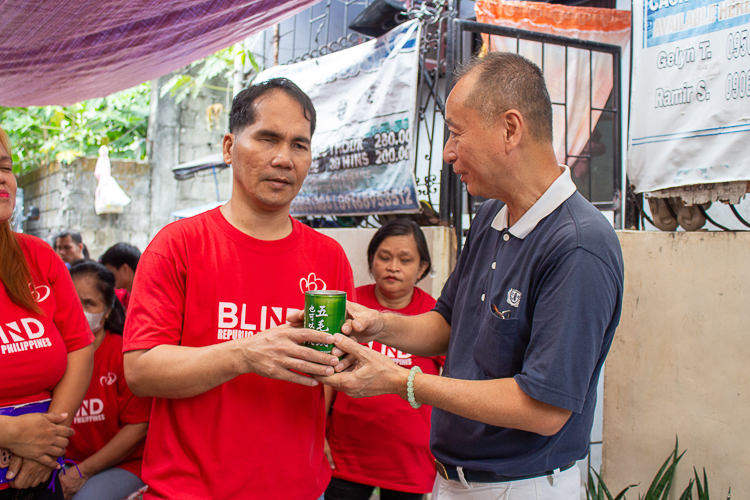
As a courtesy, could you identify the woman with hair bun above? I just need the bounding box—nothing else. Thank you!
[62,261,151,500]
[0,125,94,499]
[325,219,444,500]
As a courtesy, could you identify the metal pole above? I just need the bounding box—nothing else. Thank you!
[273,24,280,66]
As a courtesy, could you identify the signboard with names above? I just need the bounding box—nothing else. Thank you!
[629,0,750,193]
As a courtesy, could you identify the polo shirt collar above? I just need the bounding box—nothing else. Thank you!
[491,165,577,239]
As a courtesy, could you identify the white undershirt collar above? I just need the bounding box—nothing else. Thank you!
[491,165,577,239]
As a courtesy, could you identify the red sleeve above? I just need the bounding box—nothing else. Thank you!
[43,242,93,352]
[123,237,186,352]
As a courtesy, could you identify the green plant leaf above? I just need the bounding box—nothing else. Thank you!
[644,440,679,499]
[593,469,615,500]
[693,467,710,500]
[678,479,694,500]
[614,484,638,500]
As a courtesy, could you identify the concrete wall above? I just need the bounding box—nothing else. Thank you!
[602,231,749,498]
[18,157,152,258]
[317,226,456,297]
[148,73,232,236]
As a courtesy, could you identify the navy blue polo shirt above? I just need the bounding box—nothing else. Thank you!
[431,168,624,476]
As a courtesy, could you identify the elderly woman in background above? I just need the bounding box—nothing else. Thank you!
[62,261,151,500]
[0,126,94,499]
[325,219,444,500]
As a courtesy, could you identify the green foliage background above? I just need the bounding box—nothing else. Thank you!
[0,83,151,174]
[0,43,258,175]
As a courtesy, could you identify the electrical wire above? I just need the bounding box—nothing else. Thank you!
[697,205,731,231]
[729,204,750,229]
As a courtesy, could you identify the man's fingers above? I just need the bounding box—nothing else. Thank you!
[291,344,339,367]
[290,328,335,346]
[332,333,368,355]
[312,372,347,388]
[286,309,304,327]
[334,353,357,373]
[6,455,22,480]
[290,358,336,377]
[276,369,321,387]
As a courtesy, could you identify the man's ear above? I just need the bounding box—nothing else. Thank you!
[222,133,235,165]
[501,109,524,153]
[123,264,135,276]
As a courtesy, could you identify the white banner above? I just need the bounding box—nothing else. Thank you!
[629,0,750,193]
[255,20,422,216]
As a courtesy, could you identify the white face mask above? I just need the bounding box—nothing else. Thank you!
[84,310,105,333]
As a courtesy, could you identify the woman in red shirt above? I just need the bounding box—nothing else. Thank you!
[0,126,94,499]
[62,261,151,500]
[325,219,443,500]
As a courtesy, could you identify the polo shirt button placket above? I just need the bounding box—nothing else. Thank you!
[481,294,485,301]
[503,233,510,242]
[491,262,496,270]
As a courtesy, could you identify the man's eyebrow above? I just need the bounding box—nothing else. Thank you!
[444,117,454,127]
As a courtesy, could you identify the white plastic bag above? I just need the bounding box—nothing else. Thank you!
[94,146,131,215]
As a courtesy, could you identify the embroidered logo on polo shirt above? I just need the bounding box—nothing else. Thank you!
[299,273,327,293]
[506,289,522,308]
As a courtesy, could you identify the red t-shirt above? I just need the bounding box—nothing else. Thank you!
[0,234,92,407]
[328,284,443,493]
[123,208,356,500]
[0,234,92,492]
[66,332,151,478]
[114,289,130,311]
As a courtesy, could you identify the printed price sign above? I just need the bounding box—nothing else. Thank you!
[628,0,750,192]
[255,21,422,216]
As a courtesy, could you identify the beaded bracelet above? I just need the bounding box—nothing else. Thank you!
[407,366,423,409]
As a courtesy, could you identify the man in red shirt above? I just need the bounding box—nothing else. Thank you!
[123,78,356,500]
[100,242,140,311]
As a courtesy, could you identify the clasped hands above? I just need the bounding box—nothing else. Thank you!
[279,301,407,398]
[2,412,73,489]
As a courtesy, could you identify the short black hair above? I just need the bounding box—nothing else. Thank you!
[69,260,126,335]
[229,78,316,136]
[100,242,141,271]
[455,52,553,143]
[367,219,432,282]
[56,230,89,259]
[56,230,82,245]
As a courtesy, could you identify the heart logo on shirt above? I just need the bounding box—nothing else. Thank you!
[31,285,51,303]
[99,372,117,386]
[299,273,327,293]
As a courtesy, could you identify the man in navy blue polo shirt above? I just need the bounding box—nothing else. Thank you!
[319,52,624,499]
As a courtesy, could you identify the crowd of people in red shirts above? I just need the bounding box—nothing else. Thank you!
[2,59,622,500]
[1,121,441,500]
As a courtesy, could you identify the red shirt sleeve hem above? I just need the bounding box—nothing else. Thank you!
[66,337,94,353]
[122,340,178,353]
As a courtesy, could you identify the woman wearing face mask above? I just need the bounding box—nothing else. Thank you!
[0,126,94,499]
[63,261,151,500]
[324,219,444,500]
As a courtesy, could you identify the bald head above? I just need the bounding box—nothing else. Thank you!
[454,52,553,144]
